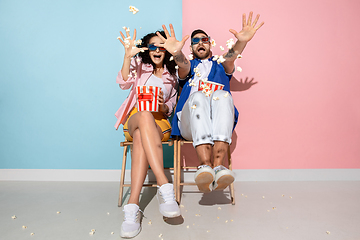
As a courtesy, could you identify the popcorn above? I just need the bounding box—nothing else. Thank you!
[236,66,242,72]
[89,229,96,235]
[139,48,145,52]
[122,26,127,30]
[225,220,228,223]
[175,65,179,69]
[212,55,219,61]
[56,211,61,214]
[125,27,130,32]
[22,226,27,229]
[169,56,174,61]
[111,232,114,234]
[188,54,193,60]
[159,233,163,237]
[220,46,224,51]
[217,207,221,210]
[186,225,190,229]
[204,90,213,97]
[189,79,196,87]
[107,212,110,215]
[282,194,285,197]
[11,215,17,219]
[194,66,200,73]
[217,55,226,64]
[223,92,229,98]
[211,39,216,47]
[237,54,242,59]
[129,6,139,14]
[213,96,219,101]
[195,214,201,217]
[326,231,331,234]
[191,104,197,109]
[30,233,35,236]
[135,39,142,45]
[117,36,121,40]
[148,220,152,225]
[195,72,201,77]
[180,205,185,208]
[262,196,265,199]
[272,207,276,210]
[226,38,235,49]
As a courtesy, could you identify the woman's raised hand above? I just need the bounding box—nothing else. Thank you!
[118,28,148,58]
[156,24,189,55]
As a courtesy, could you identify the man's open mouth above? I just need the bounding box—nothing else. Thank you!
[198,47,205,52]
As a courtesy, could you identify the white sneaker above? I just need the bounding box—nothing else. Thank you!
[213,165,235,191]
[120,204,142,238]
[194,165,215,193]
[157,183,181,218]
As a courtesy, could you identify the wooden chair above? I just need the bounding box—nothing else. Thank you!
[118,139,177,207]
[174,138,235,205]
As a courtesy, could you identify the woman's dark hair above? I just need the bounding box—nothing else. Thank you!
[137,31,177,76]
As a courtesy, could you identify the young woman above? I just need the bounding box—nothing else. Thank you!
[114,28,180,238]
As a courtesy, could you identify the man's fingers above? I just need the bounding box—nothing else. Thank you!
[229,29,238,36]
[242,13,246,28]
[255,21,265,30]
[247,11,253,26]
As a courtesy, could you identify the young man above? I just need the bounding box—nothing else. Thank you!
[157,12,264,193]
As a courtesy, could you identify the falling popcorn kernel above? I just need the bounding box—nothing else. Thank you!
[195,214,201,217]
[207,230,210,233]
[212,55,219,61]
[186,225,190,229]
[217,55,226,64]
[111,232,114,235]
[169,56,174,61]
[231,219,234,222]
[148,220,152,225]
[225,220,228,223]
[236,66,242,72]
[129,6,139,14]
[180,205,185,208]
[22,226,27,229]
[220,46,224,51]
[135,39,142,45]
[125,27,130,32]
[213,96,219,101]
[282,194,285,197]
[194,67,200,73]
[11,215,17,219]
[57,211,61,214]
[211,39,216,47]
[117,36,121,40]
[272,207,276,210]
[89,232,95,235]
[195,72,201,77]
[217,207,221,210]
[122,26,127,30]
[289,196,293,199]
[224,92,229,98]
[175,65,179,69]
[30,233,35,236]
[188,54,193,60]
[159,233,163,237]
[237,54,242,59]
[262,196,265,199]
[326,231,331,234]
[191,104,197,109]
[226,38,235,49]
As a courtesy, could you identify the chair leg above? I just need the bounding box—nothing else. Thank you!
[227,145,235,205]
[176,139,182,203]
[118,145,128,207]
[173,139,178,203]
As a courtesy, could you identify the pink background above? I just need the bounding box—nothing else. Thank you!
[181,0,360,169]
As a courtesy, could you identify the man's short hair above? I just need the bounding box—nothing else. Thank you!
[191,29,208,39]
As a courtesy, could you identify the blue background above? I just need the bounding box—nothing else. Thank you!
[0,0,182,169]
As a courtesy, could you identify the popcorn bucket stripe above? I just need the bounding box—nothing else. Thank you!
[136,86,160,112]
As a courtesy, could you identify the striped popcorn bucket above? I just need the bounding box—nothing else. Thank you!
[136,86,160,112]
[198,80,224,94]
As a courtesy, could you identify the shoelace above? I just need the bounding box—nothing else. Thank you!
[123,208,143,222]
[160,189,175,203]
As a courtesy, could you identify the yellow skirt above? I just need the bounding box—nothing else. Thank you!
[123,107,172,142]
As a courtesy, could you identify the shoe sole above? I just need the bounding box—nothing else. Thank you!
[160,209,181,218]
[214,175,234,191]
[195,172,214,193]
[120,226,141,238]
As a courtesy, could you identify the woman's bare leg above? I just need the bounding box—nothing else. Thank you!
[128,111,168,186]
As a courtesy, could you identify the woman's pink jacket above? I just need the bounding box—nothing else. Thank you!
[114,57,178,130]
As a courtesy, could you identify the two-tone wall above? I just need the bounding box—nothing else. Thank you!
[1,0,359,181]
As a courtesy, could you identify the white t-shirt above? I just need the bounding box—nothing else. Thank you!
[145,74,168,98]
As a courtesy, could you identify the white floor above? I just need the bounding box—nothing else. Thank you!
[1,181,360,240]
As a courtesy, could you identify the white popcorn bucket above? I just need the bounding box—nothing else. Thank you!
[136,86,160,112]
[198,80,224,94]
